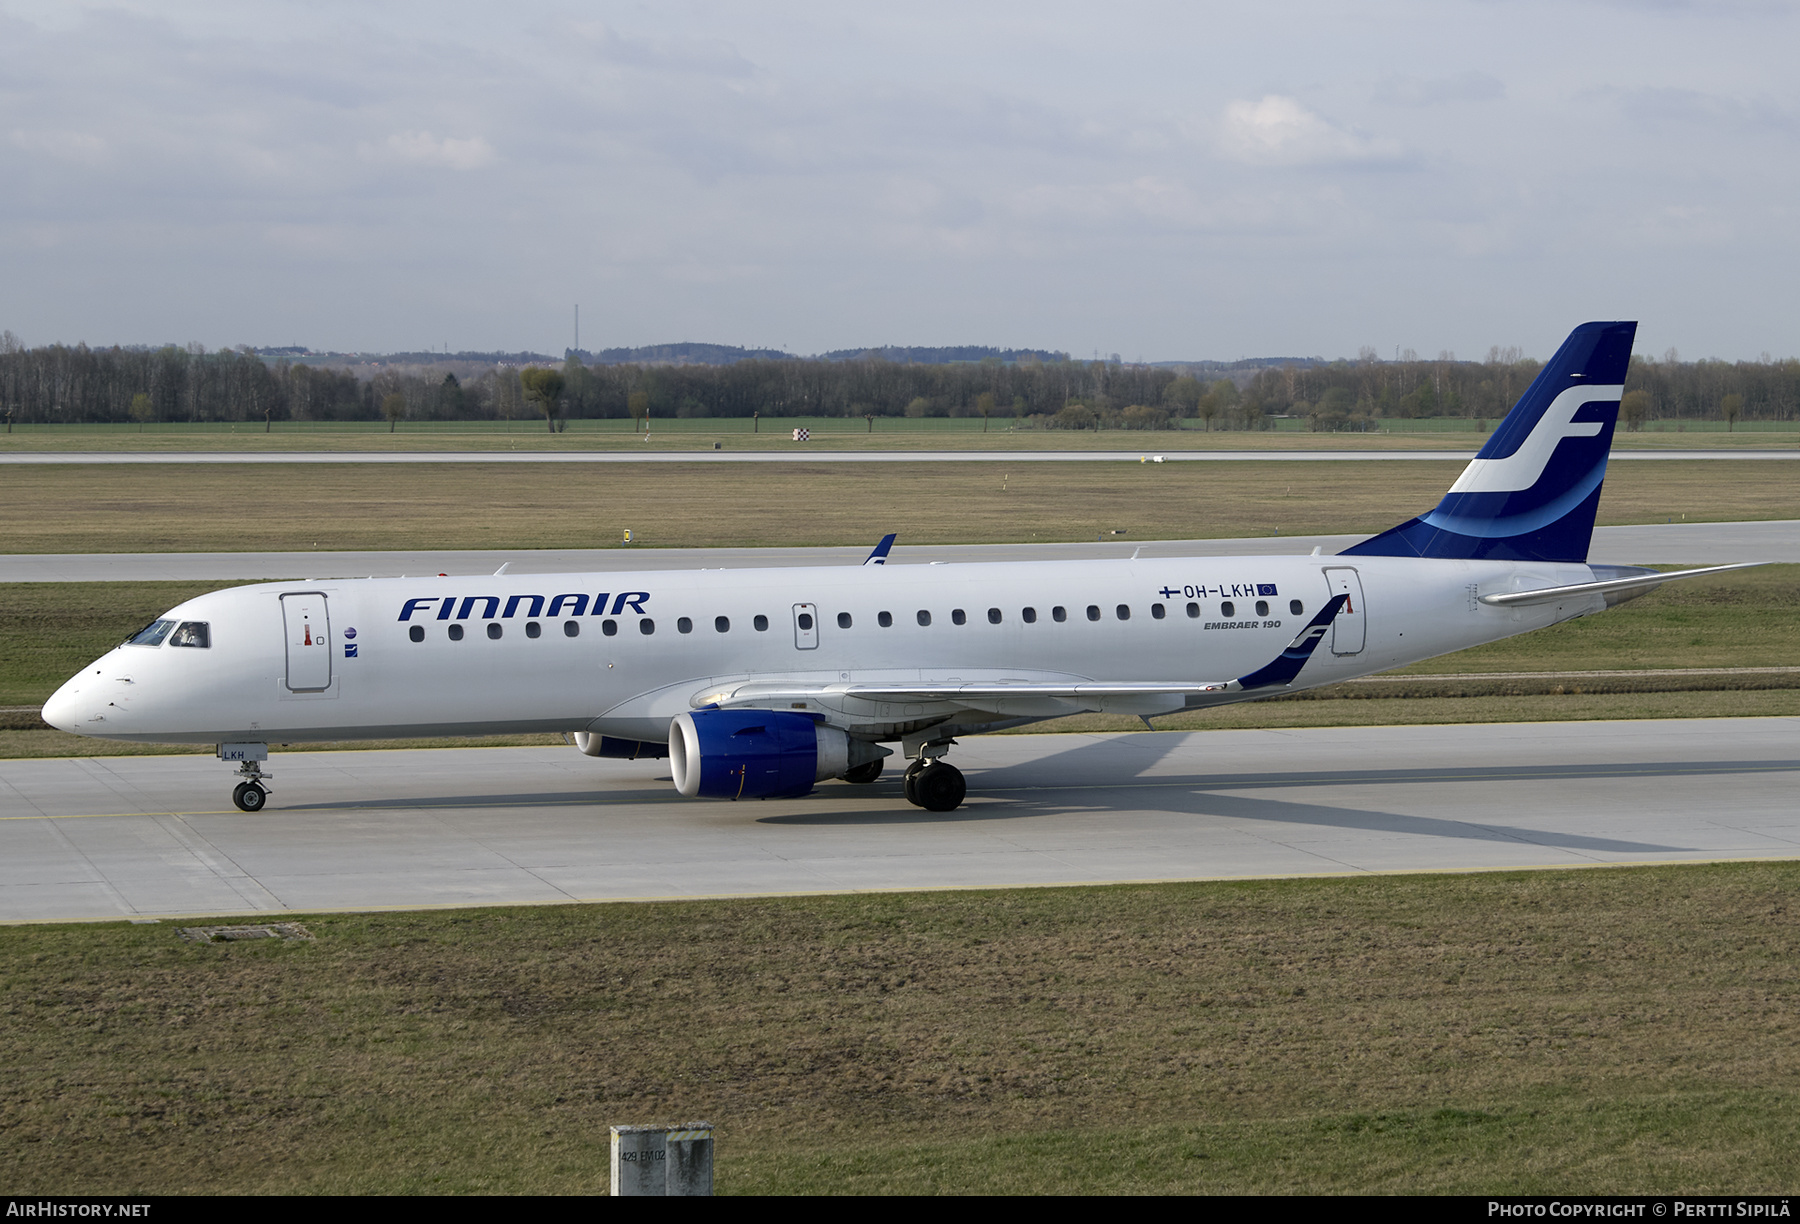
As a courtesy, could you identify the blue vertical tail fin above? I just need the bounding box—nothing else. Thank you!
[1342,321,1637,563]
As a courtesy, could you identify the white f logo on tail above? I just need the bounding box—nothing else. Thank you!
[1446,385,1621,495]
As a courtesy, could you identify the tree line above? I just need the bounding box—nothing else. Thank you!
[4,331,1796,432]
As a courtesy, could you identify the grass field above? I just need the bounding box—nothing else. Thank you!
[2,864,1795,1193]
[1,416,1795,453]
[4,458,1797,555]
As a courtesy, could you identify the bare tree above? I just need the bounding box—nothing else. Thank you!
[520,368,567,433]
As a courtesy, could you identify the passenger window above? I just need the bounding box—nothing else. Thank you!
[951,609,966,625]
[1290,600,1304,616]
[1116,604,1130,621]
[715,616,730,633]
[1186,602,1200,619]
[797,612,814,630]
[487,622,503,640]
[917,610,932,626]
[1022,607,1037,623]
[837,612,852,629]
[1086,605,1101,621]
[169,622,210,648]
[678,617,693,634]
[878,611,893,627]
[449,624,465,641]
[409,625,425,642]
[128,619,176,647]
[754,614,769,632]
[640,618,655,635]
[526,621,541,638]
[1151,603,1165,620]
[1053,606,1067,623]
[1221,601,1235,618]
[987,608,1002,624]
[1255,600,1269,617]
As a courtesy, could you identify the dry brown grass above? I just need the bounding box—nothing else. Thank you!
[4,459,1797,554]
[2,417,1794,453]
[2,865,1795,1193]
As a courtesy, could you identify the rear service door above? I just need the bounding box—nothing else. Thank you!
[281,592,332,690]
[1321,567,1366,655]
[793,603,819,650]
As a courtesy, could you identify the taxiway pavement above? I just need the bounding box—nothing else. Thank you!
[3,718,1795,923]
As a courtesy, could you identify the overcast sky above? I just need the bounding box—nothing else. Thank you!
[2,1,1795,361]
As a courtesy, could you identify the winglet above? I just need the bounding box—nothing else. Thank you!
[1234,594,1349,690]
[863,533,897,566]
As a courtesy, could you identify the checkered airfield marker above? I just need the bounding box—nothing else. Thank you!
[611,1123,715,1196]
[791,427,810,441]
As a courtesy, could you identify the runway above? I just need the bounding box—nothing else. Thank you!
[4,520,1796,582]
[3,718,1795,923]
[4,448,1798,465]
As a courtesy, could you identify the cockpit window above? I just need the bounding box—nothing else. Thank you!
[128,619,176,647]
[169,622,210,648]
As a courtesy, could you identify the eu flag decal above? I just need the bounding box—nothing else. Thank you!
[1257,584,1279,596]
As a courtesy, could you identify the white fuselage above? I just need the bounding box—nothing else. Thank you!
[43,552,1606,747]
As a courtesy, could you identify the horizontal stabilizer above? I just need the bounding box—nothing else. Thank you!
[1478,562,1764,607]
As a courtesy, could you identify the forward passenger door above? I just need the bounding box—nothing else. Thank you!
[281,592,333,690]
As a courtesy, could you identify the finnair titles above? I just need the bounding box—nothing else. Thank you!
[45,322,1757,813]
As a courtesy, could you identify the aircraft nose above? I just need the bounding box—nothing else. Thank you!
[41,676,87,732]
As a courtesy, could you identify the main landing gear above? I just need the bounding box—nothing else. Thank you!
[843,758,884,785]
[902,754,965,812]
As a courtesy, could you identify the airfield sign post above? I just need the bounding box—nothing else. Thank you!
[610,1122,715,1196]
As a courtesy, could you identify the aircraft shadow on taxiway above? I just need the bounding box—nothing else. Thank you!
[764,781,1686,853]
[761,733,1786,852]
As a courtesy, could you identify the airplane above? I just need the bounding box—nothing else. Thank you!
[42,321,1757,814]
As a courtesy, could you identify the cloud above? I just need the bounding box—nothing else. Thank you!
[1613,87,1797,135]
[373,131,496,171]
[1216,95,1406,167]
[8,128,110,165]
[1374,71,1505,108]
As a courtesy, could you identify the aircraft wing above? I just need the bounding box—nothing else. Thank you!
[862,533,897,565]
[692,595,1349,715]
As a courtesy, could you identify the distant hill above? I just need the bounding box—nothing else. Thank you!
[254,348,558,365]
[577,342,796,365]
[373,349,558,364]
[816,345,1070,364]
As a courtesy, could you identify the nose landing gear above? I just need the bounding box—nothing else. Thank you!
[218,743,271,812]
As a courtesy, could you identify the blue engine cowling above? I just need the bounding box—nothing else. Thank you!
[668,709,850,800]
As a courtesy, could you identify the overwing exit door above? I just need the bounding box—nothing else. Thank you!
[793,603,819,650]
[281,592,332,690]
[1321,567,1366,655]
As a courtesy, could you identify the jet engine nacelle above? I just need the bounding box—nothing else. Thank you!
[669,709,868,799]
[573,732,669,760]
